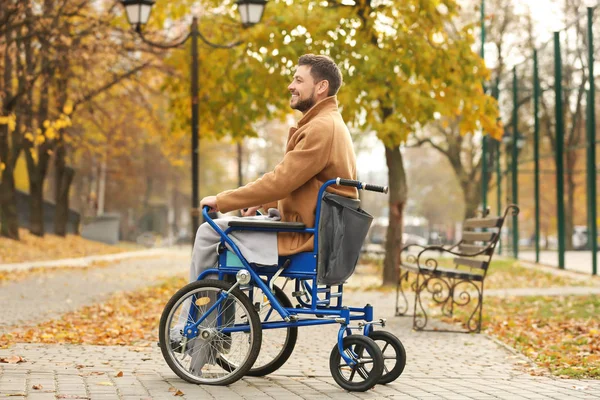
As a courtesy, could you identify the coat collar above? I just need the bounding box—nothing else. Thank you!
[297,96,338,128]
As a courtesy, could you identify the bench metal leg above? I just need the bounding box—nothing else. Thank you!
[440,278,455,318]
[413,273,452,331]
[412,272,427,330]
[394,268,412,316]
[413,275,485,333]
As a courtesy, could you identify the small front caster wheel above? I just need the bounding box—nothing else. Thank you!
[329,335,383,392]
[368,330,406,384]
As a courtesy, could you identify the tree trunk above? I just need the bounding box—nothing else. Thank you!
[28,175,44,236]
[54,165,75,236]
[382,145,408,286]
[97,156,107,215]
[0,125,19,240]
[0,9,19,240]
[237,141,243,187]
[463,180,482,219]
[54,138,75,236]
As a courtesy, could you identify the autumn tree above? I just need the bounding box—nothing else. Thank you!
[1,0,166,238]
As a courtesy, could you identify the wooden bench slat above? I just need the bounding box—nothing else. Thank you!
[417,267,484,282]
[453,257,488,270]
[461,232,496,242]
[463,217,503,228]
[458,244,492,255]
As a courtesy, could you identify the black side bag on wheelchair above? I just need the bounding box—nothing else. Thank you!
[318,192,373,285]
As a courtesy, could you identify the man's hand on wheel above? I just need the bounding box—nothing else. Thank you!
[200,196,219,213]
[241,206,261,217]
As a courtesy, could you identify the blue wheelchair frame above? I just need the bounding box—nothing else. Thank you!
[187,179,377,366]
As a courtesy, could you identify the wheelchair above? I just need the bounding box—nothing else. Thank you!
[158,178,406,392]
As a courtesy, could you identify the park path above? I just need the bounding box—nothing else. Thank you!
[1,250,600,399]
[0,248,189,333]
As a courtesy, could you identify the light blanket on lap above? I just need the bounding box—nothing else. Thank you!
[190,209,281,281]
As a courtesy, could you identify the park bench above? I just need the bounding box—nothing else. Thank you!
[394,204,519,333]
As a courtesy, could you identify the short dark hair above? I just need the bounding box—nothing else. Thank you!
[298,54,343,96]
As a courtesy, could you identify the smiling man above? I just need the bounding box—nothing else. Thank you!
[200,54,357,256]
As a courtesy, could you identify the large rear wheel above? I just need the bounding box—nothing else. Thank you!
[158,279,262,386]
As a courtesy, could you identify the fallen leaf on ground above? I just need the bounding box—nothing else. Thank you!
[174,390,184,396]
[32,384,43,390]
[115,371,124,377]
[0,355,25,363]
[97,382,113,386]
[168,387,176,392]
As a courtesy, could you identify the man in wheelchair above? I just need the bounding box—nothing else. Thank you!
[160,54,402,392]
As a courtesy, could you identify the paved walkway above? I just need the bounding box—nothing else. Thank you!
[0,248,188,272]
[0,248,189,333]
[519,250,599,275]
[1,253,600,399]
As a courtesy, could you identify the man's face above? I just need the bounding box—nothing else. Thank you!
[288,65,318,113]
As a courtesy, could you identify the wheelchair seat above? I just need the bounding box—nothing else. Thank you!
[227,220,306,229]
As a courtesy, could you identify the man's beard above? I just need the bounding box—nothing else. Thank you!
[291,89,316,112]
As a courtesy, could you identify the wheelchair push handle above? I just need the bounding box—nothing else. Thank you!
[336,178,389,194]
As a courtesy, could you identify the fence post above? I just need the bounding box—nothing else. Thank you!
[481,0,488,214]
[587,6,597,276]
[554,31,566,269]
[493,78,502,255]
[512,67,519,259]
[533,50,541,264]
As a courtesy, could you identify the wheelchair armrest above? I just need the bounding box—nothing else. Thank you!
[227,220,306,230]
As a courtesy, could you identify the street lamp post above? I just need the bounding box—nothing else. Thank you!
[120,0,267,245]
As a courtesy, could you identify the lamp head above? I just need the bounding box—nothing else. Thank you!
[236,0,267,27]
[121,0,155,32]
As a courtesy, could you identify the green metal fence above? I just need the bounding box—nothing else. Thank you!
[482,5,599,275]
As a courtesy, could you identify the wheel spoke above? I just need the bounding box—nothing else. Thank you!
[348,366,356,381]
[381,342,390,354]
[358,365,370,378]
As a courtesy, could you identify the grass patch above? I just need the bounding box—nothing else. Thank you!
[449,295,600,379]
[485,259,593,289]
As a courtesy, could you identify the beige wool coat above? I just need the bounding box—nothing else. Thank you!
[216,96,358,256]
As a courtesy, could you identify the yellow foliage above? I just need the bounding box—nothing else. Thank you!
[0,114,16,132]
[14,156,28,191]
[29,148,38,163]
[63,100,74,115]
